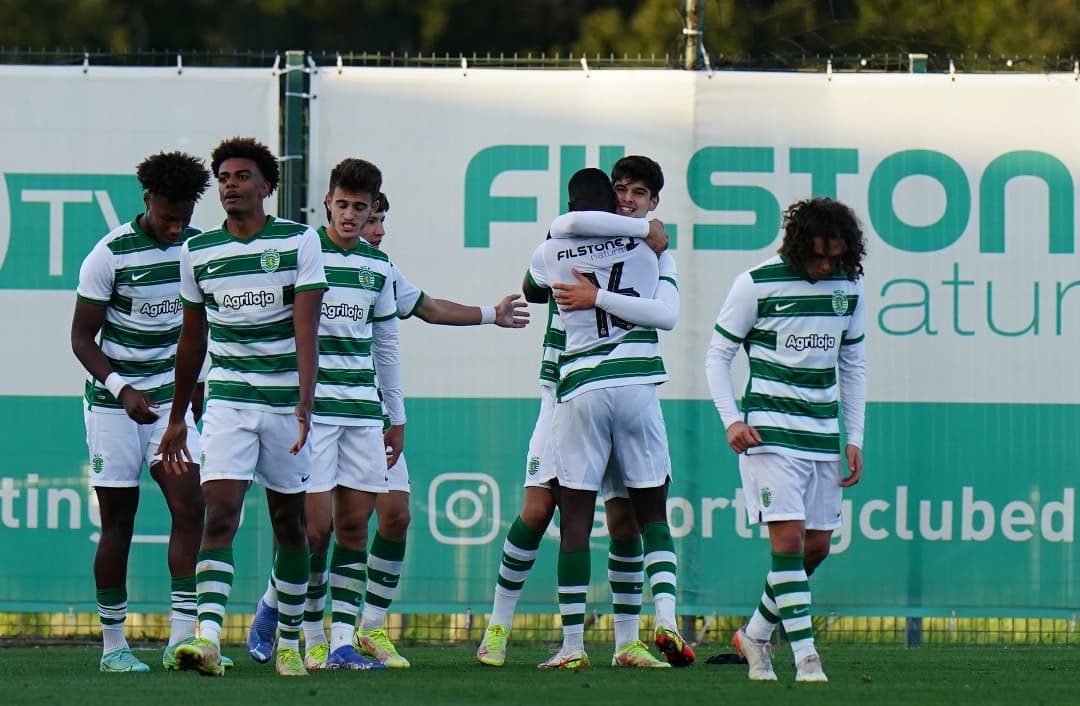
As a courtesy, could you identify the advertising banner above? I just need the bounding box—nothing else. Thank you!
[307,68,1080,616]
[0,66,281,612]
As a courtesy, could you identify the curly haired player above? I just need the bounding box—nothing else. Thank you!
[705,197,868,683]
[71,150,216,673]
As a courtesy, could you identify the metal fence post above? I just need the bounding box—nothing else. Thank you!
[281,49,307,223]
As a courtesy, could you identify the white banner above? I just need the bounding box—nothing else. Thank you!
[310,68,1080,404]
[0,66,280,396]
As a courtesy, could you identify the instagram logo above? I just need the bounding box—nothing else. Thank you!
[428,473,501,545]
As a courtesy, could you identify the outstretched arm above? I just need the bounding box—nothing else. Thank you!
[413,292,529,327]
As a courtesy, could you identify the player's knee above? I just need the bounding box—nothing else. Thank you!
[520,500,555,530]
[604,504,640,541]
[378,507,410,540]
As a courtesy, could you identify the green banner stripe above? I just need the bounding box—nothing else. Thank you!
[749,358,836,389]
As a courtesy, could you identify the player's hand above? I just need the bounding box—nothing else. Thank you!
[290,401,312,454]
[384,424,405,469]
[119,386,160,424]
[841,444,863,487]
[726,421,762,454]
[552,269,599,311]
[644,219,669,255]
[494,293,530,328]
[156,420,193,475]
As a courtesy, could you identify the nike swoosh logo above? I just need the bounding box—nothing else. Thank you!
[775,302,796,312]
[300,474,311,483]
[207,263,226,274]
[131,271,150,281]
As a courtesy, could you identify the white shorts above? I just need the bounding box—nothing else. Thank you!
[551,384,671,492]
[523,388,629,501]
[387,453,410,493]
[309,423,389,494]
[200,404,310,494]
[523,387,557,489]
[85,406,200,488]
[739,452,843,530]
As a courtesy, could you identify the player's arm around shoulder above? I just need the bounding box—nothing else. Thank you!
[522,240,551,304]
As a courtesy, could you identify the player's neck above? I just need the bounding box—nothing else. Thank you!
[325,225,359,251]
[136,213,168,247]
[226,211,269,240]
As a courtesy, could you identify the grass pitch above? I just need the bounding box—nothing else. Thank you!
[1,642,1074,706]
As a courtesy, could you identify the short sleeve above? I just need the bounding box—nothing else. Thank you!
[75,241,114,305]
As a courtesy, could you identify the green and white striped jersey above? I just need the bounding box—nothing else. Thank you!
[76,217,196,412]
[314,227,397,426]
[538,298,563,389]
[529,236,666,401]
[390,263,425,319]
[711,254,865,460]
[535,253,677,391]
[179,216,328,413]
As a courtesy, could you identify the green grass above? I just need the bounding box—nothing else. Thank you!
[1,643,1074,706]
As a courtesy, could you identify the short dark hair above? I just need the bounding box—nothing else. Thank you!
[374,192,389,214]
[328,158,382,200]
[611,155,664,197]
[136,152,211,203]
[779,197,866,281]
[211,137,280,195]
[324,159,382,221]
[567,168,615,213]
